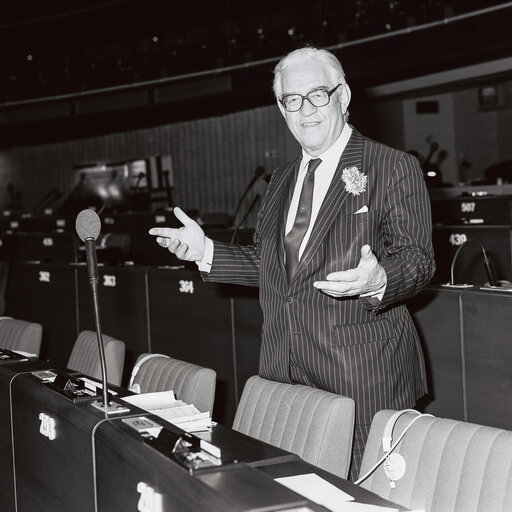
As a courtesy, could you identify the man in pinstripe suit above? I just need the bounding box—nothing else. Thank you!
[149,47,435,479]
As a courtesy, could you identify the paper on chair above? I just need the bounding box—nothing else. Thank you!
[275,473,399,512]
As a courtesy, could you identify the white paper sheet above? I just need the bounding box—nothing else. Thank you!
[121,390,212,432]
[121,390,177,409]
[275,473,399,512]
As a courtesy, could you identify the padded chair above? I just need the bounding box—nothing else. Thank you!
[0,316,43,356]
[358,409,512,512]
[232,375,355,478]
[67,330,125,386]
[128,353,216,414]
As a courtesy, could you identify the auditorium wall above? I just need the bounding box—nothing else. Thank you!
[0,104,299,214]
[0,75,510,215]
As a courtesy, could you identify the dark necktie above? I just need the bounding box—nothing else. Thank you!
[284,158,322,279]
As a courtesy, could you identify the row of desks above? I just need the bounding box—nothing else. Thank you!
[0,356,407,512]
[5,262,262,426]
[6,263,512,432]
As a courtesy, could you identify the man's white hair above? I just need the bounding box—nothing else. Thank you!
[273,47,347,99]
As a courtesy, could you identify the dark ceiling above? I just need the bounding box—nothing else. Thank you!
[1,0,511,146]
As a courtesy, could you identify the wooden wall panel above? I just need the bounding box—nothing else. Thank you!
[3,105,298,220]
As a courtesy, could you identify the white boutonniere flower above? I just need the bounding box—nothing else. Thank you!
[341,166,367,195]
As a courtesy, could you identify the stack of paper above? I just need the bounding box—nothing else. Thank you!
[121,390,212,432]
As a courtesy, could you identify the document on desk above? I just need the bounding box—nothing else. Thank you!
[275,473,399,512]
[121,390,212,432]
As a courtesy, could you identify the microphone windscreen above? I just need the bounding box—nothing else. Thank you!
[75,209,101,241]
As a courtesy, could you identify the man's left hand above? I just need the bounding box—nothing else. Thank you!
[313,245,386,297]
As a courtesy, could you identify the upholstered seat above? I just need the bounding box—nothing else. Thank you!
[358,409,512,512]
[233,375,355,478]
[0,316,43,356]
[67,330,125,386]
[128,353,216,414]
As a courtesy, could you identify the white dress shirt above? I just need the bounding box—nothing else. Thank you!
[285,124,352,260]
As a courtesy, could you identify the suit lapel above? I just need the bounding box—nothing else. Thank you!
[276,157,302,276]
[291,129,365,282]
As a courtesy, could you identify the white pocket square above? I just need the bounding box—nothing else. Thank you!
[354,205,368,214]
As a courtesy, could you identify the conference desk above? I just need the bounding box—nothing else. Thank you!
[1,356,408,512]
[0,355,55,512]
[409,284,512,429]
[6,261,512,432]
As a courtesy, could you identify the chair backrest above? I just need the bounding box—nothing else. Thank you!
[67,330,125,386]
[129,353,216,414]
[232,375,355,478]
[0,316,43,356]
[359,409,512,512]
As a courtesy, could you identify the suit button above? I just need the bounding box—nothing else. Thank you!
[286,296,293,303]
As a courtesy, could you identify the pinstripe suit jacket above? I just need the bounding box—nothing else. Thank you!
[204,128,435,425]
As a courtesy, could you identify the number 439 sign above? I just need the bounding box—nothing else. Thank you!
[449,233,468,246]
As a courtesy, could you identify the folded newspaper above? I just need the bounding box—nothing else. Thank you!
[121,390,212,432]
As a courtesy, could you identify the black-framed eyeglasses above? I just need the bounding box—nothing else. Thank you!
[280,84,342,112]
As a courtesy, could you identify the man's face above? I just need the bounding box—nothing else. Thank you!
[278,60,349,157]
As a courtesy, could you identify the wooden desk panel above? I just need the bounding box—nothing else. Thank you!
[75,264,150,386]
[5,263,78,366]
[0,360,53,512]
[463,289,512,429]
[94,416,309,512]
[147,267,237,425]
[230,287,262,401]
[409,286,465,420]
[10,373,132,512]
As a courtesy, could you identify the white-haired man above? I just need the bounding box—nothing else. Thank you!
[150,47,435,479]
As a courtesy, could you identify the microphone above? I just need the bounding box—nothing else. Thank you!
[442,238,496,288]
[230,196,259,243]
[134,172,146,188]
[232,166,265,226]
[76,209,101,282]
[32,187,62,215]
[75,209,118,413]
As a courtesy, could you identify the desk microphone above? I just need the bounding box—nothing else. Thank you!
[442,238,496,288]
[230,195,259,244]
[230,178,267,243]
[232,166,265,227]
[75,209,112,412]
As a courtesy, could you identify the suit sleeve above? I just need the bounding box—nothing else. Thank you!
[201,187,269,286]
[363,152,435,312]
[201,239,260,286]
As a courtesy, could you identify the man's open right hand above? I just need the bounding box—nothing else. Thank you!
[148,207,206,262]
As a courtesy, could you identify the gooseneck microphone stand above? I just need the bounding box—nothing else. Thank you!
[76,209,128,414]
